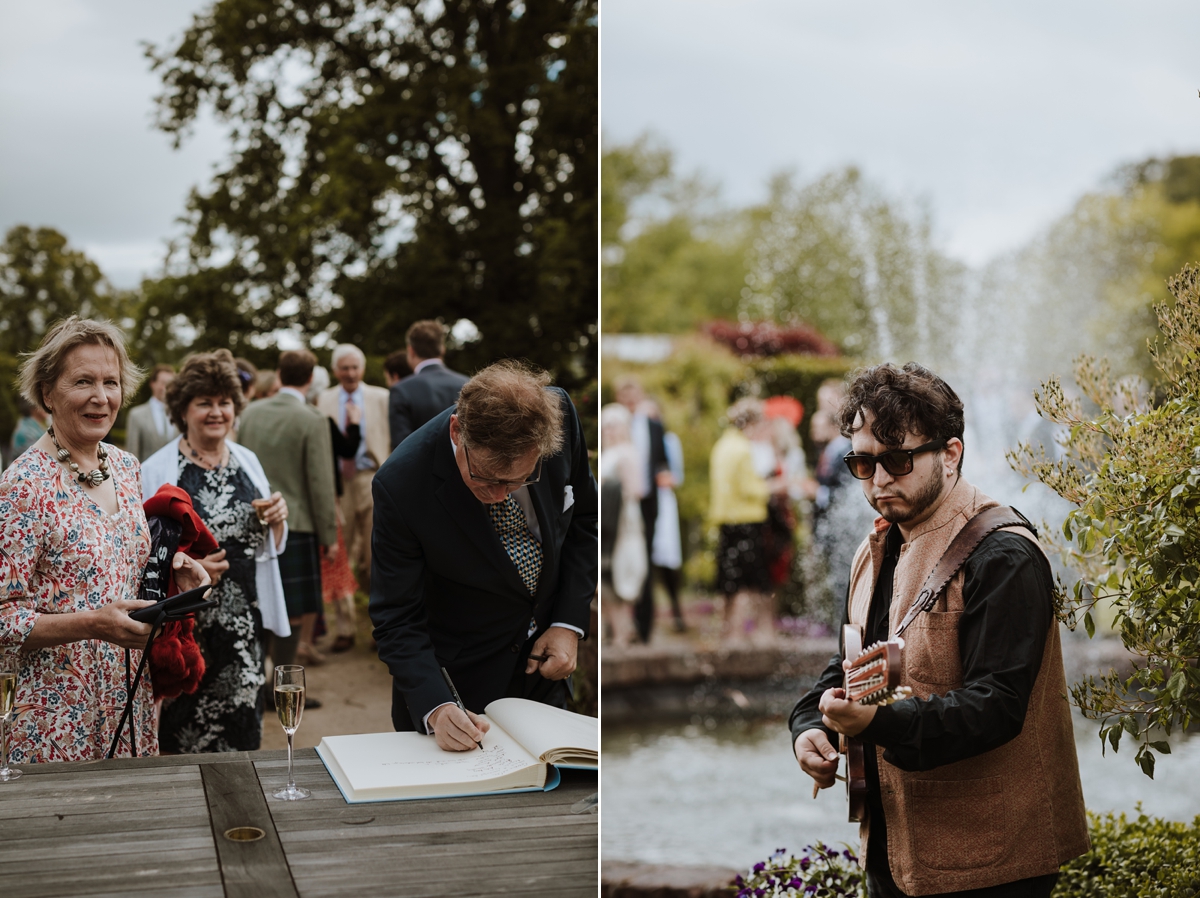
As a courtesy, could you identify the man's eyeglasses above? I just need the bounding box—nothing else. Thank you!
[843,440,946,481]
[464,444,542,488]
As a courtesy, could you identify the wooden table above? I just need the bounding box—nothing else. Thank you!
[0,748,598,898]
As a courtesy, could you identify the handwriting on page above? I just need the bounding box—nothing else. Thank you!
[379,743,527,778]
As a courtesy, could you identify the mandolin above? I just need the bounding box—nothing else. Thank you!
[839,624,911,822]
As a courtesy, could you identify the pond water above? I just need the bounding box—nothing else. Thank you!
[601,714,1200,871]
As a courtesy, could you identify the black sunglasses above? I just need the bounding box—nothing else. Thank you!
[843,439,947,481]
[464,443,542,488]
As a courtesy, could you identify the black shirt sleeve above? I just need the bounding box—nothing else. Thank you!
[789,603,850,751]
[860,531,1054,771]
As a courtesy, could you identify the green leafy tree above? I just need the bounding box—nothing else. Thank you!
[145,0,596,387]
[601,137,746,334]
[0,226,131,438]
[1009,264,1200,778]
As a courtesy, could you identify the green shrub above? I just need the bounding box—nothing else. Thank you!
[1054,809,1200,898]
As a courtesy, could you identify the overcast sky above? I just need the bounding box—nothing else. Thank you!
[602,1,1200,265]
[0,0,223,288]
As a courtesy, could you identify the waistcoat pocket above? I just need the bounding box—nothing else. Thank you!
[904,611,962,686]
[909,775,1005,870]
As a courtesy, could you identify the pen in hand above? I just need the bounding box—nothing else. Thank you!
[440,666,482,749]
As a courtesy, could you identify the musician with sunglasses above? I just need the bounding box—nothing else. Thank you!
[789,363,1088,897]
[368,361,597,751]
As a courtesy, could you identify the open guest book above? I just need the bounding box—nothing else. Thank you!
[315,697,598,803]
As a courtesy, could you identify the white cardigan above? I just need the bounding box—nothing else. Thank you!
[140,436,291,638]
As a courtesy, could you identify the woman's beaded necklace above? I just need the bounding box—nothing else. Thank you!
[48,425,110,487]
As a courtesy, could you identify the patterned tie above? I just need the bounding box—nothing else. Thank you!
[488,495,542,595]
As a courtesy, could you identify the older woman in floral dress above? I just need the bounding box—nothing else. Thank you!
[0,316,209,762]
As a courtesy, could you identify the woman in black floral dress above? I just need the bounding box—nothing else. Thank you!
[141,350,290,753]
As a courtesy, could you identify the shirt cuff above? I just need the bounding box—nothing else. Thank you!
[549,622,584,638]
[422,701,456,735]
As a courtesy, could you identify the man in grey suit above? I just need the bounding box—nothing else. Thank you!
[388,320,470,448]
[237,349,338,683]
[125,364,177,461]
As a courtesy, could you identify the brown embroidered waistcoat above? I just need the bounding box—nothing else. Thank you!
[845,477,1089,895]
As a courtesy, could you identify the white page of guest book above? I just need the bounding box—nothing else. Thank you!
[316,697,596,803]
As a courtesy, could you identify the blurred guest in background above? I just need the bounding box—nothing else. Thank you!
[234,357,259,402]
[388,320,469,448]
[641,400,686,633]
[8,397,47,467]
[253,370,279,400]
[0,316,208,762]
[125,364,177,462]
[599,403,644,646]
[237,349,336,707]
[383,349,412,387]
[614,376,669,643]
[141,349,290,753]
[709,398,785,644]
[317,344,389,648]
[309,366,362,660]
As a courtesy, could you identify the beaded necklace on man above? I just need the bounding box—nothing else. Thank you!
[48,425,110,487]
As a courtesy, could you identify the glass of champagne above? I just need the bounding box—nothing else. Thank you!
[273,664,309,800]
[0,656,20,782]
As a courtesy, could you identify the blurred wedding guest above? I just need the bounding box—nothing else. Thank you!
[234,357,258,401]
[237,349,336,707]
[317,345,389,649]
[806,407,874,627]
[383,349,412,387]
[599,404,644,647]
[641,400,686,633]
[308,367,362,661]
[8,397,47,466]
[709,398,784,644]
[0,316,208,762]
[388,320,469,448]
[141,349,290,753]
[125,364,177,462]
[614,376,669,643]
[254,370,279,399]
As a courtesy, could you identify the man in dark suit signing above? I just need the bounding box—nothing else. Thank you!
[388,319,471,449]
[369,360,597,751]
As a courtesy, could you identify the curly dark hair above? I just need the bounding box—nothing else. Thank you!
[164,348,248,434]
[836,362,965,472]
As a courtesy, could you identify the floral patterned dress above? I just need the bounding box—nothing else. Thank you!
[158,452,266,753]
[0,445,154,762]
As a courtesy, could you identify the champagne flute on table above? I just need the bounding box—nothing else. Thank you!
[273,664,310,800]
[0,656,21,782]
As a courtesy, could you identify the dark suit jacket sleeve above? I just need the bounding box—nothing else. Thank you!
[329,420,361,459]
[389,384,414,450]
[369,481,455,729]
[306,411,338,546]
[549,392,598,634]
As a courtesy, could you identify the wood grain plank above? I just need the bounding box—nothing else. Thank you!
[201,760,298,898]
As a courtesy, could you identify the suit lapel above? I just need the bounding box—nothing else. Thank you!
[431,430,532,603]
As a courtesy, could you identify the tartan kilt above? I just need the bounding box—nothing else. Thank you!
[277,531,323,617]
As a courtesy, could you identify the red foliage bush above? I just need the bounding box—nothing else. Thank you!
[704,319,839,358]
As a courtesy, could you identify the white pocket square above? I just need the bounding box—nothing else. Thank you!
[562,485,574,512]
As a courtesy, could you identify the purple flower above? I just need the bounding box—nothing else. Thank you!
[805,886,818,895]
[789,878,804,888]
[800,858,811,870]
[843,849,855,861]
[735,875,745,886]
[754,862,766,873]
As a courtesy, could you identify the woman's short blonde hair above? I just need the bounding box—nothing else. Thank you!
[18,316,144,413]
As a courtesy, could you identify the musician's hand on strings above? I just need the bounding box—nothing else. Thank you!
[795,728,840,791]
[819,686,876,738]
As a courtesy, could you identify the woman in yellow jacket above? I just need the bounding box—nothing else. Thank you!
[709,398,785,643]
